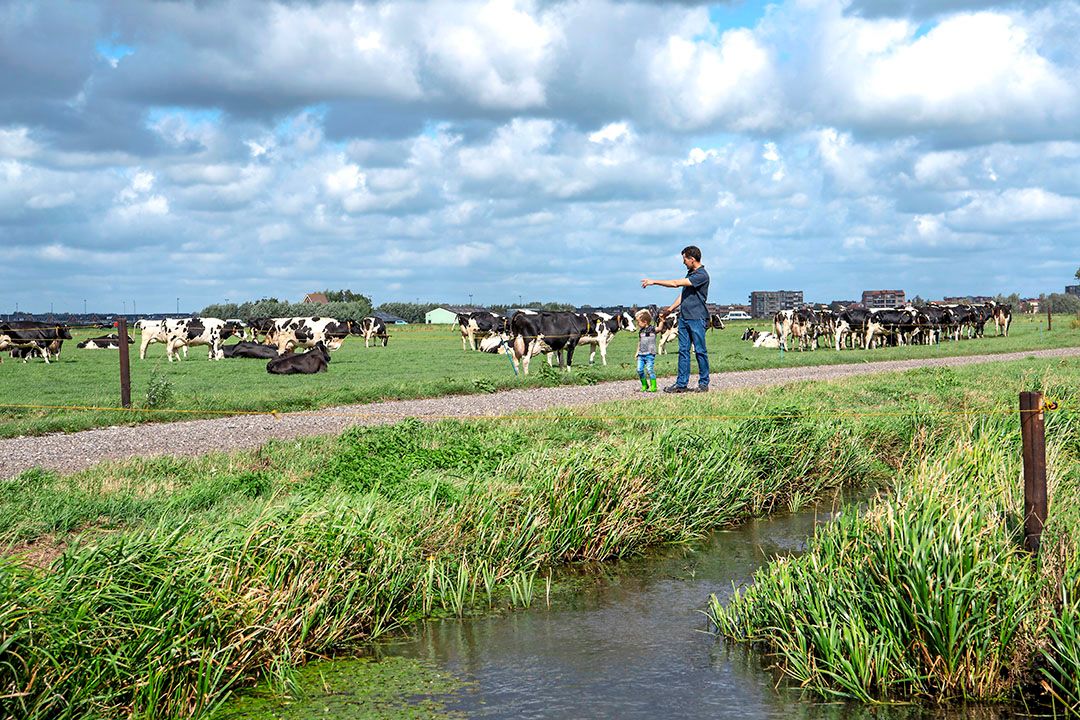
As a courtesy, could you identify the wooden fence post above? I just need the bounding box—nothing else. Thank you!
[1020,391,1048,555]
[118,317,132,409]
[1047,301,1052,331]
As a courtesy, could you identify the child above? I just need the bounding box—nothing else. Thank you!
[635,309,657,392]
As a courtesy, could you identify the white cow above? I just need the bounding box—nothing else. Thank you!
[164,318,245,361]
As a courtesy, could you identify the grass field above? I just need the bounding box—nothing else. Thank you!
[1,356,1078,718]
[0,314,1076,438]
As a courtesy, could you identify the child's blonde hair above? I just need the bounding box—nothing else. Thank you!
[635,309,653,326]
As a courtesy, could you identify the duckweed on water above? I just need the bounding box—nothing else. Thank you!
[217,655,465,720]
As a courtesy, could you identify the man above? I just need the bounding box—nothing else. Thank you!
[641,246,711,393]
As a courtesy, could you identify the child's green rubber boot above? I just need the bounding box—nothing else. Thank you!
[647,377,657,392]
[640,376,649,391]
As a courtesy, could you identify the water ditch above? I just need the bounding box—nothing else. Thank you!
[222,493,1023,719]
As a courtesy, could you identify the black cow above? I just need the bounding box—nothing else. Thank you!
[993,303,1013,337]
[223,341,281,359]
[865,308,919,348]
[510,311,587,375]
[0,321,73,363]
[266,342,331,374]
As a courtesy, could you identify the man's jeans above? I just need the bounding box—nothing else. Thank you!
[676,318,709,388]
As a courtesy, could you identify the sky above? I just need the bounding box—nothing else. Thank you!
[1,0,1078,313]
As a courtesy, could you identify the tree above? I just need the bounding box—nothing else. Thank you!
[1075,266,1079,281]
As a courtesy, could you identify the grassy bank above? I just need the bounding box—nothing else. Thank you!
[1,357,1077,718]
[0,315,1076,438]
[711,374,1080,710]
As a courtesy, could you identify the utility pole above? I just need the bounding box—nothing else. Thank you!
[83,299,87,314]
[176,297,180,314]
[133,300,136,316]
[123,300,127,314]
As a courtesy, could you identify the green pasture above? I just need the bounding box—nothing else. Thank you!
[2,357,1078,718]
[0,314,1076,437]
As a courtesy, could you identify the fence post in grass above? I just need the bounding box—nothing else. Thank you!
[1047,301,1052,331]
[118,317,132,409]
[1019,391,1048,555]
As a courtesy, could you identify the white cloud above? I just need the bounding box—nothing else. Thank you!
[620,207,696,235]
[0,127,39,158]
[645,27,779,131]
[589,122,632,144]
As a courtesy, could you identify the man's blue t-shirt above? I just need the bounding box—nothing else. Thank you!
[680,266,710,320]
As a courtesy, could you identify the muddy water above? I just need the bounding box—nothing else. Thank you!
[230,496,1023,719]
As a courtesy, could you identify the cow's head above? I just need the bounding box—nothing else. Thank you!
[617,310,635,331]
[222,320,245,340]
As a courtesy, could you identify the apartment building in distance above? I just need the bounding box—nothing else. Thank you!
[861,289,906,309]
[749,290,803,317]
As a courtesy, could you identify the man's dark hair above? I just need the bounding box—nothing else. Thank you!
[681,245,701,262]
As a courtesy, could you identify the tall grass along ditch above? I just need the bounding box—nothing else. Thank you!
[1,358,1077,718]
[712,366,1080,712]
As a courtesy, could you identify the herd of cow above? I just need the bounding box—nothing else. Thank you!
[455,307,727,375]
[0,300,1016,375]
[746,301,1014,351]
[0,315,390,374]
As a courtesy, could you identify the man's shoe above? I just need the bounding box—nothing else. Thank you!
[695,385,709,393]
[663,385,690,394]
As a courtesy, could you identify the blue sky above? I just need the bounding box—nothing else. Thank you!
[1,0,1078,313]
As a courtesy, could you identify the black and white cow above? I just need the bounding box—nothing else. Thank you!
[222,341,281,359]
[137,318,190,360]
[457,311,505,351]
[165,318,245,361]
[656,310,679,355]
[834,307,873,350]
[247,317,276,343]
[774,308,818,351]
[509,311,588,375]
[267,317,355,354]
[741,327,781,348]
[0,321,73,363]
[77,334,134,350]
[864,308,920,348]
[357,316,389,348]
[993,303,1013,337]
[576,310,635,365]
[266,342,330,374]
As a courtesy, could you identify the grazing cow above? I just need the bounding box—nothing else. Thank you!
[657,311,679,355]
[358,316,389,347]
[222,341,281,359]
[77,334,134,350]
[137,319,190,360]
[510,311,588,375]
[268,317,355,354]
[576,310,635,365]
[165,318,245,361]
[919,305,955,345]
[993,303,1013,337]
[266,342,330,374]
[0,321,73,363]
[457,311,505,351]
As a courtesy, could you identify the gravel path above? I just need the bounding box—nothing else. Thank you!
[3,347,1078,479]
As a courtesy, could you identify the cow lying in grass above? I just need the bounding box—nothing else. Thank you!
[266,342,330,374]
[223,341,280,359]
[77,334,134,349]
